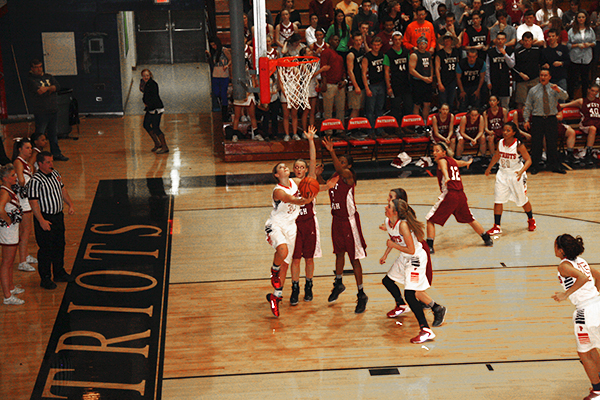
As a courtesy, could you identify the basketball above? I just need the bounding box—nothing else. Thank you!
[298,177,319,198]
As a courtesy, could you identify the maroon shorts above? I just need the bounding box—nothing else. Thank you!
[293,216,318,259]
[331,213,367,260]
[558,123,567,138]
[580,120,600,134]
[426,190,475,226]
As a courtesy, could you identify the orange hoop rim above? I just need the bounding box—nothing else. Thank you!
[275,56,320,68]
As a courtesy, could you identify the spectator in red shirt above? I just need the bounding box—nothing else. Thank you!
[376,18,396,54]
[309,0,336,30]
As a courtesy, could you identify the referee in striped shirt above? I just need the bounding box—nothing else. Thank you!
[27,151,75,290]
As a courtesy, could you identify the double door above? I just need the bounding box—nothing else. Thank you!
[137,10,205,64]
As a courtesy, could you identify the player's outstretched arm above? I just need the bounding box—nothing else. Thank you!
[306,125,318,178]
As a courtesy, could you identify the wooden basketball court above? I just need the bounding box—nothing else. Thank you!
[1,112,599,399]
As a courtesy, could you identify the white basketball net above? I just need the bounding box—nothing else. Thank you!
[278,58,319,110]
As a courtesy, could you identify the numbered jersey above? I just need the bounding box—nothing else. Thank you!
[558,257,599,308]
[269,180,301,225]
[385,217,423,257]
[497,138,523,173]
[436,48,460,84]
[297,198,316,222]
[581,97,600,127]
[437,156,464,192]
[386,47,411,90]
[365,51,385,85]
[486,106,504,137]
[328,173,357,218]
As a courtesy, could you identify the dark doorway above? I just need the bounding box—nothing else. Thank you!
[136,10,206,64]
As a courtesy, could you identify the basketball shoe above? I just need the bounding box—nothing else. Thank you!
[482,232,493,246]
[328,279,346,302]
[270,267,282,290]
[266,294,282,317]
[486,224,502,235]
[410,327,436,344]
[355,292,368,314]
[584,390,600,400]
[528,218,536,231]
[432,304,447,327]
[304,280,313,302]
[290,282,300,306]
[387,304,410,318]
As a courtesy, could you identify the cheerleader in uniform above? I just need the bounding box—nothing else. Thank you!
[28,132,47,171]
[0,164,24,305]
[12,138,37,272]
[484,122,536,235]
[552,234,600,400]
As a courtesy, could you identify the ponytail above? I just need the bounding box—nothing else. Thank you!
[393,199,425,242]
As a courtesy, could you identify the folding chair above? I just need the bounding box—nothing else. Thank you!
[401,115,431,157]
[373,116,403,160]
[347,117,376,160]
[319,119,348,161]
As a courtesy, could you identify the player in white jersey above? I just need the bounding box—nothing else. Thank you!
[265,160,315,317]
[379,198,446,344]
[552,234,600,400]
[484,122,536,235]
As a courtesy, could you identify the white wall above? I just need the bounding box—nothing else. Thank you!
[117,11,137,112]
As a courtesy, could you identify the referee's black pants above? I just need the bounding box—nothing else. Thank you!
[531,116,559,170]
[34,211,67,281]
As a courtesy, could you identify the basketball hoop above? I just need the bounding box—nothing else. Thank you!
[259,56,320,110]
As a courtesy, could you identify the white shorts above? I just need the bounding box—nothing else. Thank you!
[265,220,297,265]
[494,170,528,207]
[0,223,19,246]
[574,299,600,353]
[386,248,430,291]
[233,93,255,107]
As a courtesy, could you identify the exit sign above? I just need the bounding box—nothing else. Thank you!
[154,0,170,3]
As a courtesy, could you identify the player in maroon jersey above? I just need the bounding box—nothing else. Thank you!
[425,142,493,253]
[483,96,508,157]
[320,136,369,314]
[562,84,600,164]
[456,107,486,159]
[289,126,322,305]
[431,103,457,154]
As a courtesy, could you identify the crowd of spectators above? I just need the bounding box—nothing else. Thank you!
[211,0,600,155]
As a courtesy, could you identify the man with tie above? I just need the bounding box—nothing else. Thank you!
[523,68,569,175]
